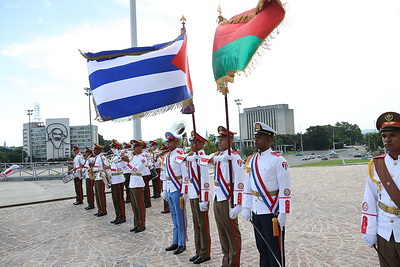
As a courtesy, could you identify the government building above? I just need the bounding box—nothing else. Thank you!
[22,118,98,161]
[239,104,294,147]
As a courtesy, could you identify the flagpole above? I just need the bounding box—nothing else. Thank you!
[191,112,202,202]
[130,0,142,140]
[223,91,235,209]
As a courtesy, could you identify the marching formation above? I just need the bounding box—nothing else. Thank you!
[67,122,292,267]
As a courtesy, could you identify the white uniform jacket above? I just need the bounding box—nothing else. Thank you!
[109,154,126,185]
[82,156,92,179]
[127,153,147,188]
[242,149,291,215]
[93,154,109,181]
[73,153,85,178]
[200,149,245,205]
[361,154,400,242]
[162,148,185,194]
[180,150,211,200]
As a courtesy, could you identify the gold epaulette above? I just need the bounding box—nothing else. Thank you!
[367,159,380,184]
[244,154,255,173]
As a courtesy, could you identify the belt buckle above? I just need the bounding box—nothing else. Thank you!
[387,206,394,214]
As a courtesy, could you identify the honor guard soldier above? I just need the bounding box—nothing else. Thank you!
[150,140,162,198]
[83,147,95,210]
[241,122,291,267]
[71,146,85,205]
[108,140,126,224]
[159,144,171,214]
[141,141,152,208]
[124,140,148,233]
[162,132,187,255]
[362,112,400,266]
[122,142,132,203]
[181,132,211,264]
[90,144,109,217]
[200,126,245,267]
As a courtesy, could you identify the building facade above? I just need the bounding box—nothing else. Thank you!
[23,118,98,161]
[239,104,294,147]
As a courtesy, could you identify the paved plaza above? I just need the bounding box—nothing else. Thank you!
[0,164,379,266]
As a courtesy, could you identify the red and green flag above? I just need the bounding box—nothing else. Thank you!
[212,0,285,95]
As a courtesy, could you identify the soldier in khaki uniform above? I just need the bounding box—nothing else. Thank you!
[181,132,211,264]
[83,147,95,210]
[71,146,84,205]
[200,126,245,267]
[362,111,400,266]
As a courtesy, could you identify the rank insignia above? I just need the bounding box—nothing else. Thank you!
[284,188,291,196]
[282,162,288,170]
[238,183,244,189]
[362,201,368,212]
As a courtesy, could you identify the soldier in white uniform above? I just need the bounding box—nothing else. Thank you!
[141,141,152,208]
[200,126,245,267]
[124,140,148,233]
[109,140,126,224]
[181,132,211,264]
[90,144,109,217]
[82,147,95,210]
[150,141,162,199]
[122,142,133,203]
[362,111,400,266]
[241,122,291,267]
[162,132,187,255]
[71,146,85,205]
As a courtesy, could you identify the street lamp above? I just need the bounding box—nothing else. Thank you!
[234,99,242,156]
[26,109,33,166]
[84,87,93,148]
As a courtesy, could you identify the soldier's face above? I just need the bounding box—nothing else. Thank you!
[167,140,178,151]
[218,136,231,151]
[134,145,143,154]
[381,130,400,155]
[190,140,204,152]
[254,134,273,152]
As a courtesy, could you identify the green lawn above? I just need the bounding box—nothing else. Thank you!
[291,159,370,168]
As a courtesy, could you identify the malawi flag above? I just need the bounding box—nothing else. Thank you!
[212,0,285,94]
[81,34,193,121]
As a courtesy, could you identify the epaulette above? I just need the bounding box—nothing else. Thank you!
[213,151,220,157]
[244,154,255,173]
[367,159,380,184]
[231,151,239,155]
[186,151,193,156]
[271,152,281,157]
[373,154,386,159]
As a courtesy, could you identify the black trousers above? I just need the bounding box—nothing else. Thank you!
[252,213,283,267]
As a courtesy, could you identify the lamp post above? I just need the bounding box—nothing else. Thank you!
[234,99,242,156]
[26,109,33,167]
[84,87,93,148]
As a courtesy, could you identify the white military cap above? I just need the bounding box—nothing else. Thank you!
[254,122,277,136]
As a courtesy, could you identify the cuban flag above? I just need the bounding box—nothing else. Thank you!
[81,34,193,121]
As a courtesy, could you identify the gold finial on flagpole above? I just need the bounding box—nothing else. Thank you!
[180,15,186,34]
[217,4,225,23]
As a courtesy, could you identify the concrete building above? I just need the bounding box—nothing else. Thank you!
[23,118,98,161]
[239,104,294,147]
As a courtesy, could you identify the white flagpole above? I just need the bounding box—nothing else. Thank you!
[130,0,142,140]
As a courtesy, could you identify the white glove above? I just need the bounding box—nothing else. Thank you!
[278,213,287,230]
[229,204,242,219]
[199,201,208,212]
[183,193,190,200]
[161,191,167,200]
[241,207,251,221]
[214,154,233,163]
[186,155,199,162]
[362,234,377,247]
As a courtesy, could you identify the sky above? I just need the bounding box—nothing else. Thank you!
[1,0,400,147]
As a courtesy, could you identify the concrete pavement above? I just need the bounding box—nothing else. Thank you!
[0,164,379,266]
